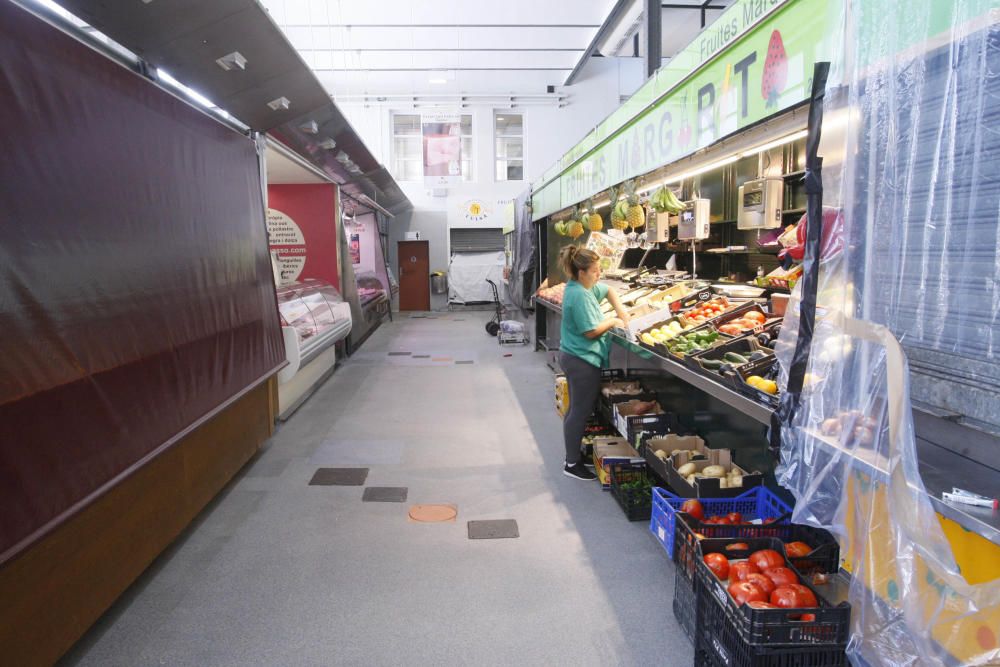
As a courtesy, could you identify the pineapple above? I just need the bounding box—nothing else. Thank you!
[624,180,645,230]
[611,201,630,230]
[567,221,585,238]
[587,212,603,231]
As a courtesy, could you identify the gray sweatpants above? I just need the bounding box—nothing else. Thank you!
[560,351,602,465]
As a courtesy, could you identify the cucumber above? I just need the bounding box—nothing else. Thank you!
[701,358,724,370]
[724,352,750,365]
[749,350,769,361]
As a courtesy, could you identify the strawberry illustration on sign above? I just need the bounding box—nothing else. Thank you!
[678,94,692,149]
[761,30,788,108]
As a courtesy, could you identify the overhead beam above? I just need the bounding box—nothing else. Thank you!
[279,23,601,28]
[660,3,726,8]
[299,47,586,52]
[313,67,573,72]
[645,0,662,79]
[701,0,714,27]
[564,0,633,86]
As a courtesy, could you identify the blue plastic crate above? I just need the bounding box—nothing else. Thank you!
[648,486,792,560]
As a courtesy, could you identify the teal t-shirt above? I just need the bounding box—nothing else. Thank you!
[560,280,611,368]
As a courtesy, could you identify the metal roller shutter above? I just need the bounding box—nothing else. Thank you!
[450,227,504,253]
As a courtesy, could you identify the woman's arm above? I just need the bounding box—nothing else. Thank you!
[584,316,624,339]
[605,288,630,326]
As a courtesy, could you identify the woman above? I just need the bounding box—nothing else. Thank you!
[557,245,630,480]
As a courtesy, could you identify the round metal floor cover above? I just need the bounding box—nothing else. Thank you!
[408,504,457,522]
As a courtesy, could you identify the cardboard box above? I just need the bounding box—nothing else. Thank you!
[642,434,763,498]
[593,438,641,489]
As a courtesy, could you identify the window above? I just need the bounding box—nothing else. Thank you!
[391,113,472,182]
[494,112,524,181]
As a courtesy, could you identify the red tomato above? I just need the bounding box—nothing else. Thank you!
[749,549,785,572]
[681,499,704,521]
[729,561,761,582]
[770,584,819,609]
[726,512,743,524]
[763,517,780,525]
[790,613,817,622]
[725,542,749,552]
[728,581,768,605]
[704,553,730,580]
[747,601,778,610]
[745,572,776,595]
[764,567,799,588]
[784,541,813,558]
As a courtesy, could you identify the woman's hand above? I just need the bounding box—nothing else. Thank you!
[609,317,625,329]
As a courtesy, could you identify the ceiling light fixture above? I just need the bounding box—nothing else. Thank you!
[215,51,247,71]
[335,151,350,164]
[299,120,319,134]
[318,138,337,150]
[267,96,290,111]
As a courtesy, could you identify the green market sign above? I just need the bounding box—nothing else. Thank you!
[533,0,837,219]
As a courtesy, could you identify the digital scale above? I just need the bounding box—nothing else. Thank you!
[737,178,783,230]
[648,211,672,243]
[677,199,710,240]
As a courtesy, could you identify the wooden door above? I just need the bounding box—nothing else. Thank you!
[398,240,430,311]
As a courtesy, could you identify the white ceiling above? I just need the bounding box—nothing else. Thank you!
[261,0,735,98]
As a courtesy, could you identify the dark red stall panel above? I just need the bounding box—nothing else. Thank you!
[0,1,285,563]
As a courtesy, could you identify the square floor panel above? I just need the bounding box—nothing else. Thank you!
[362,487,408,503]
[308,468,369,486]
[467,520,519,539]
[311,439,404,466]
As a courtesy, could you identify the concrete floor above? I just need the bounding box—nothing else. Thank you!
[61,312,693,667]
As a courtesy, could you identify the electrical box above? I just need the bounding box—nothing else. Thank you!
[647,211,672,243]
[677,199,710,241]
[737,178,784,230]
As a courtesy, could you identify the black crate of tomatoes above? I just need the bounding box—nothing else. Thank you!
[695,538,850,667]
[608,461,656,522]
[674,499,840,588]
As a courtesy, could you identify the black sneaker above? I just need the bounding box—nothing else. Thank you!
[563,462,597,480]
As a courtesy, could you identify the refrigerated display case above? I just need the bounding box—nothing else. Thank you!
[275,279,352,418]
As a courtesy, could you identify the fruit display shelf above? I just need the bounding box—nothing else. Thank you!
[533,298,774,425]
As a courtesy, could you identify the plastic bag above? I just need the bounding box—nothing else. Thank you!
[774,3,1000,666]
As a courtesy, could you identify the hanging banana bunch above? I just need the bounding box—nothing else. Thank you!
[650,184,686,215]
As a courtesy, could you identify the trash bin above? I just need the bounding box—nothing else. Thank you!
[430,271,448,294]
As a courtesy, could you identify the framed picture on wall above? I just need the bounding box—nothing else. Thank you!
[349,233,361,265]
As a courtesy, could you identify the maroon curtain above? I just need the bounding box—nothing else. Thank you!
[0,2,285,563]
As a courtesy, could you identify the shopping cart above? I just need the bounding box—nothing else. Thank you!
[485,279,529,345]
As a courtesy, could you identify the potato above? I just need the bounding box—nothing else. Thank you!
[654,449,669,460]
[730,475,743,487]
[702,465,727,478]
[718,478,729,489]
[677,462,697,476]
[685,474,696,485]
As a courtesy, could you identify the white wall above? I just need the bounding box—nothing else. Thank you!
[339,56,645,309]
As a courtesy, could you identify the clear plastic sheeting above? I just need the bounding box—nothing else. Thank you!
[775,2,1000,665]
